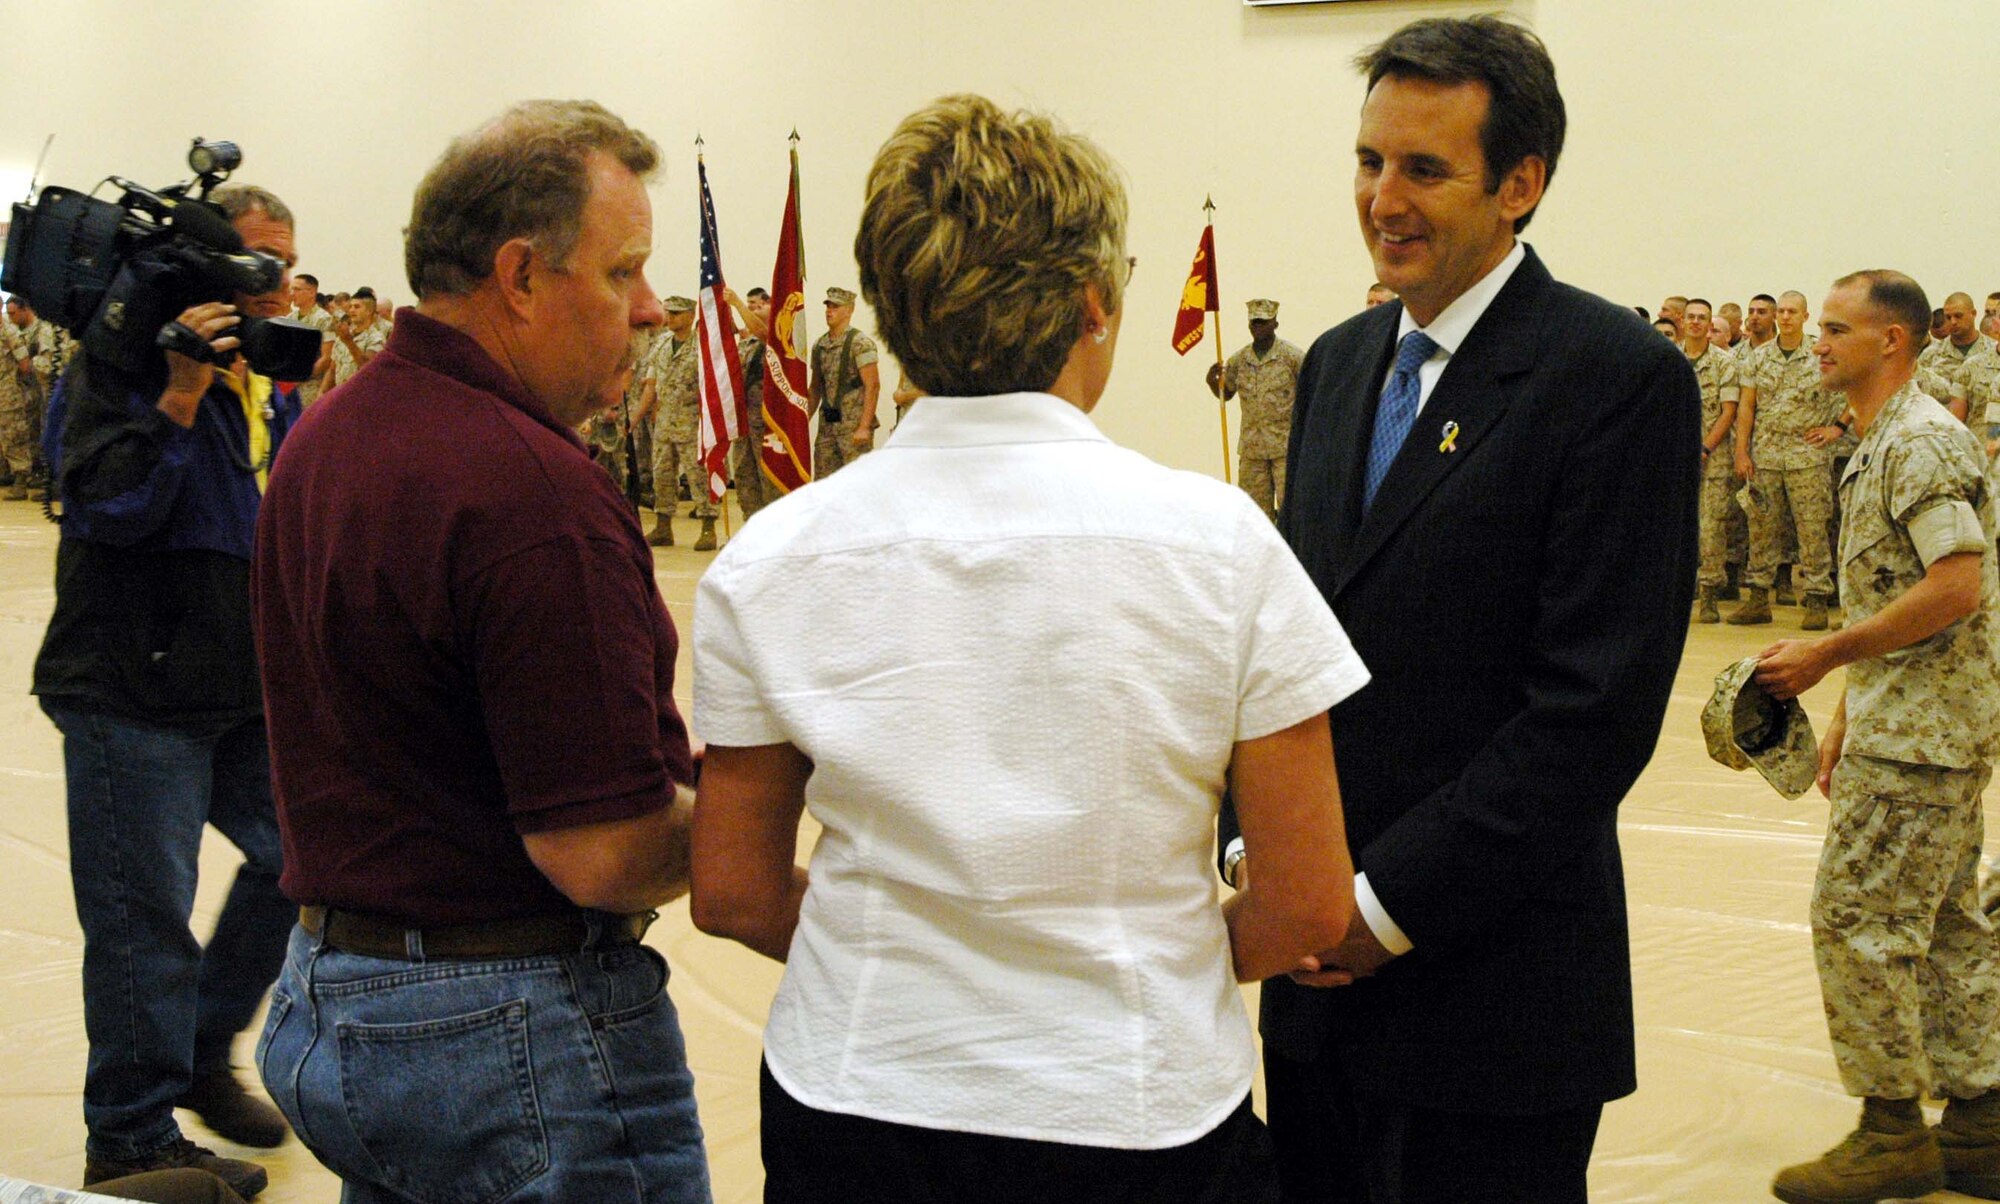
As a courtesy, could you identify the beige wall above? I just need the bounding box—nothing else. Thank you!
[4,0,1996,472]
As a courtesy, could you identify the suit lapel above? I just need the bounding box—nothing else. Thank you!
[1333,252,1550,598]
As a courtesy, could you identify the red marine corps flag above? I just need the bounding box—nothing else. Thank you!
[1172,212,1218,356]
[1176,198,1231,481]
[760,134,813,494]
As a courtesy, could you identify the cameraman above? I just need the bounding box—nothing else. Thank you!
[33,184,303,1200]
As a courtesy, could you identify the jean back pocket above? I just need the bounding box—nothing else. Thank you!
[337,998,549,1204]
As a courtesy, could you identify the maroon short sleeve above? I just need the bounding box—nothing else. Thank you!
[464,533,678,835]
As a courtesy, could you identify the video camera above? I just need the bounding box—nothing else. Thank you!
[1,138,321,383]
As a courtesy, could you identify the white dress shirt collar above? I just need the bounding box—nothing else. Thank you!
[1395,239,1528,358]
[885,391,1110,449]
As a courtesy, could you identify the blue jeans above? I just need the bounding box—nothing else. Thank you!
[258,924,712,1204]
[43,702,295,1161]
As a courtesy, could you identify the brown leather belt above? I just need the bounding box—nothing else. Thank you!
[299,905,655,961]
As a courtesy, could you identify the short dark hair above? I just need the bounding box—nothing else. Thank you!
[1685,297,1712,312]
[1750,293,1776,306]
[353,286,376,301]
[1633,305,1650,319]
[1355,15,1565,233]
[1834,270,1930,355]
[747,287,770,300]
[295,272,319,289]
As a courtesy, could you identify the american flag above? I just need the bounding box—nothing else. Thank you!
[695,156,748,506]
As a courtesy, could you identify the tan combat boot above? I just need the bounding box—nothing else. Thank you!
[1801,594,1829,631]
[647,515,675,547]
[1940,1089,2000,1199]
[1695,585,1721,624]
[693,517,718,552]
[1772,1097,1942,1203]
[1726,586,1772,625]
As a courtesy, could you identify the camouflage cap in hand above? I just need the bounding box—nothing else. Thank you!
[1701,656,1817,799]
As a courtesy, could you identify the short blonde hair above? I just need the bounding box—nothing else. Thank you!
[405,100,659,300]
[856,94,1127,396]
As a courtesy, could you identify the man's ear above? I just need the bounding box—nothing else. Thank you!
[493,239,537,318]
[1496,155,1547,227]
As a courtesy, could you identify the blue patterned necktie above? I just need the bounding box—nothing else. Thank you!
[1362,330,1440,512]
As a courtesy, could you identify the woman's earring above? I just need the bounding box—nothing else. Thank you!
[1092,327,1108,345]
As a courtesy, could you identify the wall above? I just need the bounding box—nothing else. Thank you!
[4,0,1996,472]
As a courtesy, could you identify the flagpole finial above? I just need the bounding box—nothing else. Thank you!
[695,132,705,148]
[789,128,800,145]
[1203,194,1216,217]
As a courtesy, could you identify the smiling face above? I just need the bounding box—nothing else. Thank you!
[1814,282,1893,395]
[1683,302,1712,345]
[1354,75,1541,327]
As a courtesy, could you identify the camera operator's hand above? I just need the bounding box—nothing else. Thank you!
[158,303,240,428]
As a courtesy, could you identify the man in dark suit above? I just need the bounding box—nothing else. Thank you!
[1219,16,1700,1203]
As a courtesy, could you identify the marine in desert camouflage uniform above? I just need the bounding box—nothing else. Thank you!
[1754,272,2000,1203]
[1207,298,1302,523]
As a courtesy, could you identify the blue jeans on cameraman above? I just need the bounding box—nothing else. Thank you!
[43,701,295,1162]
[258,923,712,1204]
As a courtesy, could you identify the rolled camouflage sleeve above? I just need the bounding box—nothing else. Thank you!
[1889,433,1989,566]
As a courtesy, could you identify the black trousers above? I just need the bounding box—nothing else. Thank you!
[1264,1048,1603,1204]
[760,1060,1281,1204]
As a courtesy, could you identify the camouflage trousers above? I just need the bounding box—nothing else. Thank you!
[1727,484,1749,567]
[651,418,716,519]
[0,393,31,477]
[1744,465,1835,597]
[635,421,654,498]
[586,418,631,497]
[733,400,773,519]
[1239,453,1286,522]
[1698,471,1736,588]
[813,415,874,480]
[1813,753,2000,1098]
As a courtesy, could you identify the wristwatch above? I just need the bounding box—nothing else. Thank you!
[1222,844,1249,889]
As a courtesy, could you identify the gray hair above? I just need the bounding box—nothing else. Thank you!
[404,100,660,299]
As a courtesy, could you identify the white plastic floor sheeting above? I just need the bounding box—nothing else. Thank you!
[2,498,1991,1202]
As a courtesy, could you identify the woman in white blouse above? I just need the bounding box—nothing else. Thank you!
[690,93,1369,1204]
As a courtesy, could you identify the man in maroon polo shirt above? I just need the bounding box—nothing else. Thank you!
[249,101,711,1202]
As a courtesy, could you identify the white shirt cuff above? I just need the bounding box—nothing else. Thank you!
[1354,871,1414,955]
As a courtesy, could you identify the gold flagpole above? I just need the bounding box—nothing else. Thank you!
[1207,196,1231,484]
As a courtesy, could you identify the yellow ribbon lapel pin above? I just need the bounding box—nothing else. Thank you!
[1438,420,1460,454]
